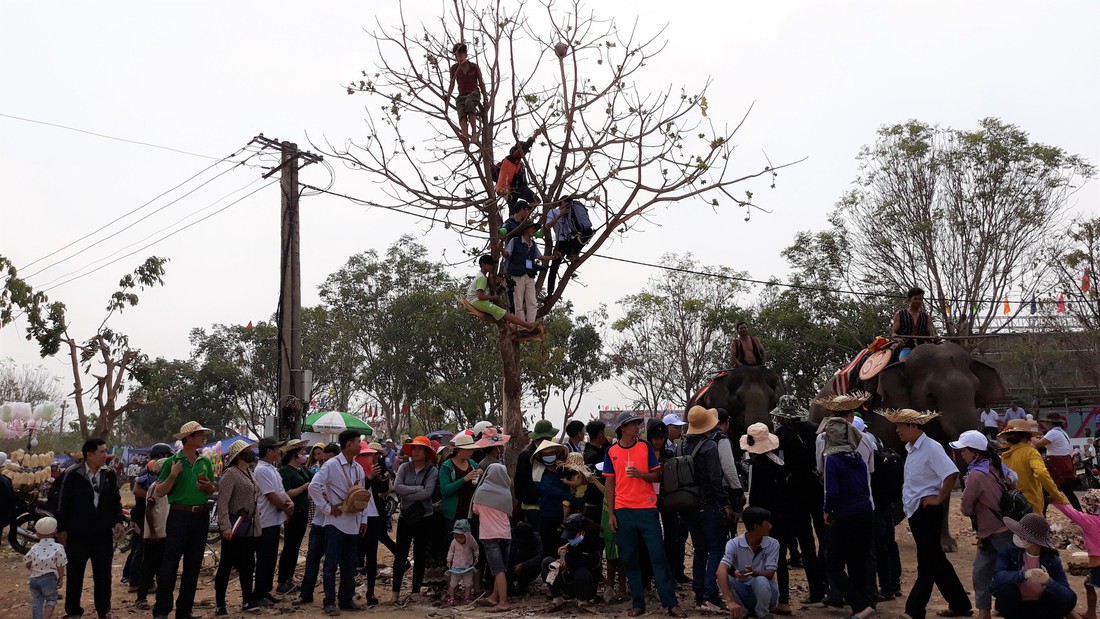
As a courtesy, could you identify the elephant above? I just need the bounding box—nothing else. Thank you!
[690,364,780,453]
[810,341,1007,551]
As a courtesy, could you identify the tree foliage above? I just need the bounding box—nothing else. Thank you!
[0,359,64,409]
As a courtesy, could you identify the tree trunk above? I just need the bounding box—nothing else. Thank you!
[499,327,526,471]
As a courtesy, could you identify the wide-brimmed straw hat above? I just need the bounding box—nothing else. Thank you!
[531,440,566,461]
[740,422,780,455]
[474,427,511,449]
[770,395,808,421]
[451,432,479,450]
[227,440,253,464]
[282,439,308,452]
[173,420,213,440]
[998,418,1040,436]
[367,441,384,453]
[686,405,719,435]
[560,451,592,477]
[402,435,437,462]
[812,391,872,412]
[876,408,941,425]
[821,418,862,457]
[1003,513,1055,549]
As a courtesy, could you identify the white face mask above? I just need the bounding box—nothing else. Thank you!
[1012,534,1029,549]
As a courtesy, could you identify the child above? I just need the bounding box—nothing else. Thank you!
[559,452,590,520]
[466,254,542,332]
[446,43,487,148]
[1054,489,1100,618]
[446,519,480,606]
[26,517,66,619]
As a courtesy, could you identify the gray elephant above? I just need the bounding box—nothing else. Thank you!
[691,365,780,452]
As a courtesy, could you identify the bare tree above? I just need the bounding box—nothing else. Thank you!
[0,359,64,407]
[321,0,791,455]
[837,118,1094,343]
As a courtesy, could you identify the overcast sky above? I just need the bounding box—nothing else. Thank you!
[2,0,1098,432]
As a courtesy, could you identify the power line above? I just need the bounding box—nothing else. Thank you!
[0,112,222,160]
[20,147,258,276]
[40,180,277,294]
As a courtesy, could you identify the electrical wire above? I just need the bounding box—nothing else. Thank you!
[39,180,277,294]
[0,112,222,160]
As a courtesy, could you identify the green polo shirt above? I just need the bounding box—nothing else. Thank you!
[159,451,215,506]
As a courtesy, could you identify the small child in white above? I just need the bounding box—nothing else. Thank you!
[445,519,480,606]
[26,517,67,619]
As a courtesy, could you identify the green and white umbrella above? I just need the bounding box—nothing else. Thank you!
[304,410,373,435]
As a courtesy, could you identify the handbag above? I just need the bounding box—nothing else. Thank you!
[338,461,371,514]
[993,469,1032,521]
[230,509,253,538]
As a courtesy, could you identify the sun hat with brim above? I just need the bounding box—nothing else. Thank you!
[559,452,592,477]
[173,421,213,440]
[402,436,437,462]
[740,422,780,455]
[876,408,941,425]
[821,418,862,457]
[1003,513,1055,549]
[686,405,719,435]
[531,440,566,461]
[949,430,990,452]
[474,427,511,449]
[451,432,479,450]
[770,394,809,420]
[812,391,872,412]
[282,439,308,452]
[998,418,1040,436]
[528,419,560,441]
[367,441,384,453]
[227,440,253,464]
[359,442,378,455]
[614,411,644,429]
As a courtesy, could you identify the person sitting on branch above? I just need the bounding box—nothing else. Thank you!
[466,254,542,332]
[891,286,938,360]
[495,129,543,214]
[446,43,487,148]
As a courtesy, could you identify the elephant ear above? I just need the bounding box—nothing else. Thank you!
[971,359,1006,406]
[876,362,911,408]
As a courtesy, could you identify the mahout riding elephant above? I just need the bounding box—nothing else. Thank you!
[811,341,1006,551]
[691,364,780,453]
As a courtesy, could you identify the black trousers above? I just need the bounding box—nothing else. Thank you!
[300,524,326,601]
[547,238,583,295]
[826,511,873,614]
[541,557,598,601]
[392,514,431,593]
[215,535,256,608]
[874,504,902,595]
[786,504,827,600]
[905,505,971,618]
[540,514,564,560]
[155,510,209,617]
[278,508,309,585]
[65,530,114,617]
[660,506,688,580]
[254,525,281,599]
[137,537,164,600]
[361,515,398,594]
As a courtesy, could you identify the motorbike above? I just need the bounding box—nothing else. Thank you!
[10,487,55,555]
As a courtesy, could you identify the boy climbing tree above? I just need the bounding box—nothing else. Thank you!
[446,43,487,148]
[466,254,543,334]
[495,129,543,214]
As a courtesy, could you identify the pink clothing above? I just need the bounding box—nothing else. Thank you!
[472,504,511,540]
[1019,553,1043,601]
[1054,503,1100,556]
[447,537,480,569]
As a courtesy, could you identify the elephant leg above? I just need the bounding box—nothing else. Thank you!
[939,494,958,553]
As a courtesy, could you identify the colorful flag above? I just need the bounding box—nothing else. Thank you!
[1030,297,1037,315]
[1084,270,1092,294]
[1003,296,1010,315]
[246,320,253,328]
[1057,293,1066,313]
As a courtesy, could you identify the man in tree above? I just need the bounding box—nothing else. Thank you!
[890,287,937,360]
[545,199,584,296]
[494,131,542,214]
[467,254,541,333]
[730,322,766,367]
[446,43,486,148]
[504,222,559,324]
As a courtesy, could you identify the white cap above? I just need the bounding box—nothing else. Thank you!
[852,416,867,432]
[949,430,990,452]
[472,420,495,435]
[661,413,687,427]
[0,452,7,466]
[35,517,58,536]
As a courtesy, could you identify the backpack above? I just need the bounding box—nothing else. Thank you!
[993,469,1033,522]
[870,435,904,504]
[661,438,709,513]
[567,200,594,244]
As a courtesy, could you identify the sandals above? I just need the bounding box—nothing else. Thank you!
[628,609,645,617]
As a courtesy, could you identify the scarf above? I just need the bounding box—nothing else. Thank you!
[472,463,514,514]
[967,458,1015,481]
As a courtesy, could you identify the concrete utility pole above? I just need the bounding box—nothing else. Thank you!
[253,135,322,440]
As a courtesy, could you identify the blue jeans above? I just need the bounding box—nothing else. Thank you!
[686,503,725,604]
[973,531,1012,611]
[300,524,326,600]
[729,575,779,618]
[614,508,679,610]
[322,526,358,608]
[30,573,58,619]
[993,580,1077,619]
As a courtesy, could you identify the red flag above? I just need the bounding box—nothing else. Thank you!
[1057,293,1066,313]
[1084,270,1091,294]
[1003,296,1010,315]
[246,320,253,328]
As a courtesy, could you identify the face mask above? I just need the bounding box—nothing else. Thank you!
[542,456,558,464]
[567,534,584,546]
[1012,534,1028,549]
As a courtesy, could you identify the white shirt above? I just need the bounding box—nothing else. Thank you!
[902,432,959,518]
[25,538,67,578]
[980,410,1000,428]
[308,453,368,536]
[255,460,288,529]
[1044,427,1073,457]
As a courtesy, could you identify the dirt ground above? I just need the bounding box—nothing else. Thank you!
[0,494,1090,619]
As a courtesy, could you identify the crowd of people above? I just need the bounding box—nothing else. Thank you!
[9,396,1100,619]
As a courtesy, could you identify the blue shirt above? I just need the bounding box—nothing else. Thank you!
[902,432,959,518]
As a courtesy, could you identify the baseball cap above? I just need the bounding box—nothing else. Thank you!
[949,430,990,452]
[661,413,687,427]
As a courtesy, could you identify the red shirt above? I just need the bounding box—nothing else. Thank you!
[450,62,482,95]
[603,439,660,510]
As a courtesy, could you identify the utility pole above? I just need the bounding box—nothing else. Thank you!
[252,135,322,440]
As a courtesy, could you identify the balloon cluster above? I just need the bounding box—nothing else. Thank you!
[0,401,58,439]
[1,449,56,488]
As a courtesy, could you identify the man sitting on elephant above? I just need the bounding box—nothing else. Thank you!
[891,287,938,361]
[730,321,767,367]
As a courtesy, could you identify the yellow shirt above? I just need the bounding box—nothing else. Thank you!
[1001,442,1065,514]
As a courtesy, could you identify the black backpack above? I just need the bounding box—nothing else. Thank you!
[662,438,709,513]
[994,470,1033,522]
[871,436,904,504]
